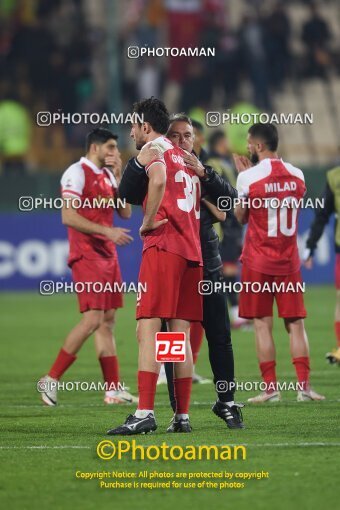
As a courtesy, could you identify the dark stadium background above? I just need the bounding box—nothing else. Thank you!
[1,4,340,510]
[0,0,340,289]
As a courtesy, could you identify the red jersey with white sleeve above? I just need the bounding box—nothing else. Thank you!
[60,157,118,266]
[142,136,202,264]
[236,158,306,275]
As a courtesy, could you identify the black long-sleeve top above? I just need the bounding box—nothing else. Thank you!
[305,182,337,255]
[118,158,238,271]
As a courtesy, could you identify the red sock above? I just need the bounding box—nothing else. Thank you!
[48,348,76,380]
[99,356,120,391]
[335,322,340,347]
[293,356,310,391]
[190,322,204,365]
[137,371,158,410]
[259,360,277,393]
[174,377,192,414]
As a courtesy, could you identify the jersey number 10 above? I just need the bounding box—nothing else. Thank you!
[267,197,298,237]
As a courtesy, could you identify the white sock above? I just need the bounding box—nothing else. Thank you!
[176,413,189,420]
[135,409,154,419]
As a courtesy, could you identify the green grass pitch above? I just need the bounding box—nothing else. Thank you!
[0,286,339,510]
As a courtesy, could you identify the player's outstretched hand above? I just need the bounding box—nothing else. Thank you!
[139,218,168,238]
[304,257,313,269]
[183,153,205,177]
[302,248,313,269]
[137,144,163,167]
[104,227,133,245]
[232,154,252,173]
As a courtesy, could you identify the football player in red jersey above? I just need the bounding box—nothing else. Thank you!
[107,98,203,435]
[38,129,137,406]
[234,123,325,403]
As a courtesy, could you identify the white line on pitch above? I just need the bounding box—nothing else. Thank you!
[0,446,90,449]
[1,443,340,450]
[2,399,340,409]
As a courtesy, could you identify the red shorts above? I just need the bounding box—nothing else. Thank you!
[137,247,203,321]
[335,254,340,289]
[239,264,306,319]
[71,257,123,313]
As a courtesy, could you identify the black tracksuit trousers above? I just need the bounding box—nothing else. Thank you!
[165,269,235,411]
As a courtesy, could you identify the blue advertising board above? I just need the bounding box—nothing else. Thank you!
[0,208,335,290]
[0,210,143,290]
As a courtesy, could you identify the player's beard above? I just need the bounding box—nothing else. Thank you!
[134,130,147,151]
[136,141,144,150]
[250,152,259,164]
[135,134,146,150]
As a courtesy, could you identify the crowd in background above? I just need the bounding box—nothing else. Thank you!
[0,0,338,173]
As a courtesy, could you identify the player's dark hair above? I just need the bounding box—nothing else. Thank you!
[86,128,117,152]
[133,97,170,134]
[248,123,279,151]
[191,119,204,133]
[208,130,226,150]
[169,113,193,126]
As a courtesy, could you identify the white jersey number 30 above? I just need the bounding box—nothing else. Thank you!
[175,170,201,219]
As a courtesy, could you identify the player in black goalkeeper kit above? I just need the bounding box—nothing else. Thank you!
[119,114,245,431]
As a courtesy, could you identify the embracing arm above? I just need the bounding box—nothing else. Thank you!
[183,152,237,204]
[118,157,148,205]
[201,166,238,203]
[201,197,226,222]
